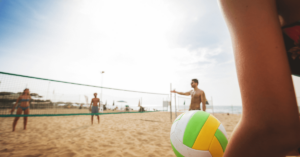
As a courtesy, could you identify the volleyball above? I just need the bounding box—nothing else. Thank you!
[170,111,228,157]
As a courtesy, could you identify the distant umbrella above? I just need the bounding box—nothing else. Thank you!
[117,100,127,103]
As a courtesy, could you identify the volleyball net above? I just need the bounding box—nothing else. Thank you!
[0,71,169,117]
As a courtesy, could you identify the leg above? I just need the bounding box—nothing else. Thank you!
[23,108,29,130]
[91,115,93,125]
[97,115,100,124]
[12,108,22,132]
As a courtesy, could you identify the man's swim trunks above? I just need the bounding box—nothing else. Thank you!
[91,106,99,113]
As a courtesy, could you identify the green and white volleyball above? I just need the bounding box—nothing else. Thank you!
[170,111,228,157]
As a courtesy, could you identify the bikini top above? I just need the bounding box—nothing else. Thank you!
[20,99,30,102]
[282,21,300,76]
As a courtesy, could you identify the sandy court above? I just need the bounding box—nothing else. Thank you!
[0,112,241,157]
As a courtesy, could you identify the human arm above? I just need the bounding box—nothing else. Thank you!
[11,97,20,113]
[171,90,191,96]
[218,0,300,156]
[29,95,32,106]
[201,91,206,111]
[90,100,93,111]
[98,99,100,108]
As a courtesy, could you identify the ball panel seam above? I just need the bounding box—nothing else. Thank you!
[214,129,228,152]
[171,134,213,157]
[192,115,220,150]
[183,111,210,148]
[176,110,199,143]
[208,136,224,157]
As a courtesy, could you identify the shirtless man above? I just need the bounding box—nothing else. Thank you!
[171,79,206,111]
[89,93,100,124]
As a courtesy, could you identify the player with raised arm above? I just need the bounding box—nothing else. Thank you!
[171,79,206,111]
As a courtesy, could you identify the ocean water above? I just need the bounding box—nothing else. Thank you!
[139,105,243,114]
[204,105,242,114]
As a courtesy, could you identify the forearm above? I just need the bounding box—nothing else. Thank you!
[12,104,17,109]
[225,121,300,157]
[219,0,300,156]
[219,0,299,128]
[176,92,187,96]
[12,102,18,109]
[202,101,206,111]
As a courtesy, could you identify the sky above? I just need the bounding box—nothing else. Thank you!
[0,0,300,106]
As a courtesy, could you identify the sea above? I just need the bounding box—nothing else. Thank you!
[136,105,243,114]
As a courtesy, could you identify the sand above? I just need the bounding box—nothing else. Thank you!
[0,112,241,157]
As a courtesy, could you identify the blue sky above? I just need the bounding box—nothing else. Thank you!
[0,0,299,106]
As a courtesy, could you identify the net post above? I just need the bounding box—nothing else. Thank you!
[170,83,172,122]
[174,91,177,118]
[184,98,185,112]
[211,96,214,114]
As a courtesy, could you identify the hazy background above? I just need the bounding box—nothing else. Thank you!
[0,0,299,106]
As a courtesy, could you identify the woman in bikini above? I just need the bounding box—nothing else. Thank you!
[11,88,31,132]
[218,0,300,156]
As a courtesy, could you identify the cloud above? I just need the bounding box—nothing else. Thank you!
[0,0,241,106]
[165,0,229,49]
[161,0,235,86]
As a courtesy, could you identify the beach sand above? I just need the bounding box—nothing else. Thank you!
[0,112,241,157]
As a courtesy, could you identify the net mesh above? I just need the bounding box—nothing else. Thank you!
[0,71,168,117]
